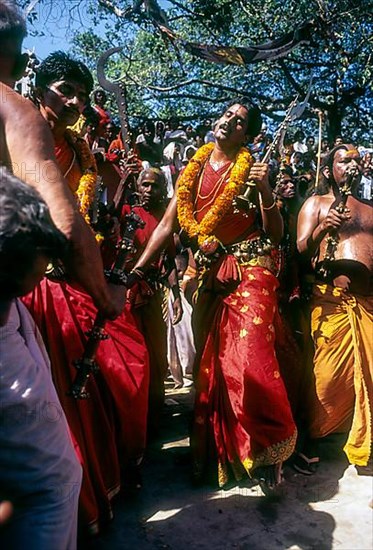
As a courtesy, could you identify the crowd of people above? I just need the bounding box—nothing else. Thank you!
[82,97,373,206]
[0,2,372,549]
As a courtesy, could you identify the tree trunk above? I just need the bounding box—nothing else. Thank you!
[326,104,343,143]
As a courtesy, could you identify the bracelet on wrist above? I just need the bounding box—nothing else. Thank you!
[130,267,145,280]
[262,201,277,211]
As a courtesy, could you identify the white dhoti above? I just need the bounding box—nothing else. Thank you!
[167,291,195,387]
[0,300,82,550]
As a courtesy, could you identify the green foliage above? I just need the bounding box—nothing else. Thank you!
[28,0,373,143]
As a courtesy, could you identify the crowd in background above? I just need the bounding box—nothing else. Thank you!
[83,89,373,208]
[0,3,371,543]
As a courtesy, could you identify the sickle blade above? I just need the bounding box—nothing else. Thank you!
[97,46,124,92]
[96,47,131,153]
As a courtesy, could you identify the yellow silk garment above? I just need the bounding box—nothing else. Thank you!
[310,284,373,466]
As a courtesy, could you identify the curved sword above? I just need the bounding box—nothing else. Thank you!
[97,47,131,154]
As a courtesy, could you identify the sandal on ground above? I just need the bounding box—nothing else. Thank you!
[292,452,320,475]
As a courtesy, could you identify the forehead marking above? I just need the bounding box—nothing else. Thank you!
[343,149,360,157]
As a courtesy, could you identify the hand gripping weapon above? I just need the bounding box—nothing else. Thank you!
[69,210,145,399]
[318,167,357,279]
[235,95,301,210]
[236,78,313,210]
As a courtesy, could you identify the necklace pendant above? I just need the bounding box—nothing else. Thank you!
[209,159,227,171]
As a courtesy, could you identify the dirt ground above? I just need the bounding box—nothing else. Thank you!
[85,382,372,550]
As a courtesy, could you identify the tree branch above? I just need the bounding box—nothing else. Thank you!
[98,0,127,18]
[126,73,282,104]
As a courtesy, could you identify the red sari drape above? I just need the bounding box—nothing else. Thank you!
[23,280,149,534]
[191,161,297,486]
[21,143,149,534]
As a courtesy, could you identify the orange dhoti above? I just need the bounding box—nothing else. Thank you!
[310,284,373,466]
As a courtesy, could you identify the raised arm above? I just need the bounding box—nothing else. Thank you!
[249,162,283,244]
[1,85,119,318]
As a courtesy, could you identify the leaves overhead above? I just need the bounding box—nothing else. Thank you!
[25,0,373,142]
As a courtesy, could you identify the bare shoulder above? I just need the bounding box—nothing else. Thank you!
[354,196,373,210]
[299,194,323,215]
[0,82,30,112]
[0,83,55,165]
[0,83,45,127]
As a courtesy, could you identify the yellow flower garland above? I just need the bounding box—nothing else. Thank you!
[177,142,253,251]
[65,129,97,224]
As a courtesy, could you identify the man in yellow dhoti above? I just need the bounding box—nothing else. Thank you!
[297,144,372,469]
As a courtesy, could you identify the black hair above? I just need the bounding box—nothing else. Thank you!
[0,0,26,42]
[0,168,67,296]
[85,111,100,127]
[294,130,305,141]
[93,89,107,103]
[279,163,293,178]
[223,97,262,140]
[36,51,94,95]
[143,120,155,132]
[323,144,349,171]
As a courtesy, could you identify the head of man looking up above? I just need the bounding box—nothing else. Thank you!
[0,0,120,319]
[213,98,261,156]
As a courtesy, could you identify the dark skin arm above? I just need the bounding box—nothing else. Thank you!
[250,162,283,244]
[297,194,350,258]
[1,84,122,319]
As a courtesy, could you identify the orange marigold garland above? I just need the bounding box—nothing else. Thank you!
[177,143,253,252]
[65,129,97,224]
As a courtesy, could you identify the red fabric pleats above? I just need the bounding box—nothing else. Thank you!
[192,264,296,486]
[22,278,149,534]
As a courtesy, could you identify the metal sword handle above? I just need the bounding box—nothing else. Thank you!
[238,95,300,204]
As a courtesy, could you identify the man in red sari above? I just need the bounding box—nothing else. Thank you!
[23,52,149,534]
[127,98,297,491]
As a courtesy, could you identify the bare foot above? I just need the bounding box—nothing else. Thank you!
[252,464,283,495]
